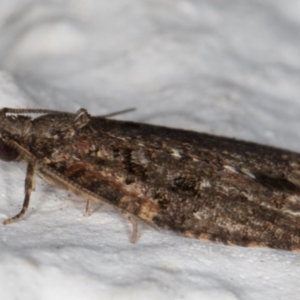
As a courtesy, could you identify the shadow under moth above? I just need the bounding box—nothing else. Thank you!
[0,107,300,251]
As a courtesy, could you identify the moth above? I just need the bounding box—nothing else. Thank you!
[1,107,300,251]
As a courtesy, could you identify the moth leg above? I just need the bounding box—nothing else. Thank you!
[38,167,105,217]
[127,214,138,243]
[32,168,36,191]
[85,199,92,216]
[3,163,35,225]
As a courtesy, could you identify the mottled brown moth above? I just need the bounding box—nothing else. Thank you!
[1,107,300,251]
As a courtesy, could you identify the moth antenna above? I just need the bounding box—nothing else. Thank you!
[0,107,136,118]
[100,108,136,118]
[1,108,72,115]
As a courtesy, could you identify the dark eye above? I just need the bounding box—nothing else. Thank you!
[0,140,18,161]
[11,134,20,140]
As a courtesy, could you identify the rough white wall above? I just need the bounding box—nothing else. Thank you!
[0,1,300,299]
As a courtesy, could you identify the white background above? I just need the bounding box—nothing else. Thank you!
[0,1,300,299]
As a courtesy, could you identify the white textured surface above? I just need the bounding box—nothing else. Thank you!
[0,1,300,299]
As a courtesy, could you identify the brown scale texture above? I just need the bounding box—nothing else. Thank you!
[1,109,300,250]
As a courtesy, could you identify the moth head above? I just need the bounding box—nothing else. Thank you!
[0,112,32,139]
[0,111,32,161]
